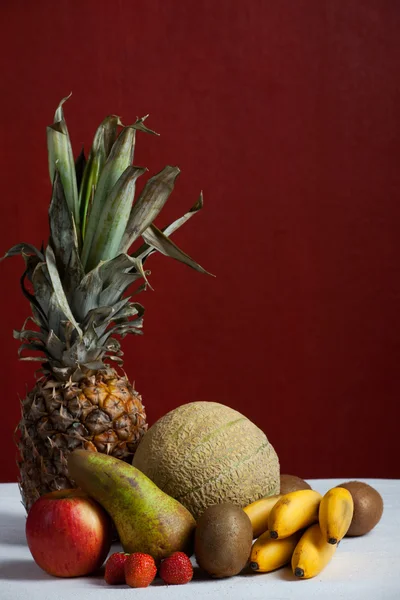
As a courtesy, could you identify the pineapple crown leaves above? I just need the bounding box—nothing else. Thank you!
[2,94,213,379]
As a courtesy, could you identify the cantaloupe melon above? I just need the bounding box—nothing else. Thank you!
[132,401,280,519]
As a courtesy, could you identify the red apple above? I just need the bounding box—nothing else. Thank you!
[26,488,112,577]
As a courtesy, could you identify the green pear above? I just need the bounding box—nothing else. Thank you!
[67,449,195,560]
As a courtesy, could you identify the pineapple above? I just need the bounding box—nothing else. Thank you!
[2,95,211,511]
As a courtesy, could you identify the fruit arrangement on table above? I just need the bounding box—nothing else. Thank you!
[24,409,383,587]
[2,99,384,587]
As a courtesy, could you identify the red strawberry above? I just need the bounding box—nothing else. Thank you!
[104,552,129,585]
[159,552,193,585]
[125,553,157,588]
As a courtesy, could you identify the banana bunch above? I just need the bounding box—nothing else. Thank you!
[245,486,354,578]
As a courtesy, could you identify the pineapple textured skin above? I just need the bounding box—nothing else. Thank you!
[18,368,147,512]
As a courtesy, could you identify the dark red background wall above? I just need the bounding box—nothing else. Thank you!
[1,1,399,482]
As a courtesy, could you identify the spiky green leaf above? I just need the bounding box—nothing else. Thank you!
[85,166,146,271]
[102,115,122,156]
[47,94,80,230]
[99,273,143,306]
[79,115,121,239]
[45,331,65,360]
[98,253,145,285]
[47,293,63,340]
[82,298,130,333]
[13,329,46,343]
[31,262,52,319]
[0,243,44,262]
[20,269,47,325]
[18,343,46,360]
[45,246,82,337]
[130,114,159,137]
[49,172,84,295]
[119,165,180,253]
[141,224,213,276]
[98,320,144,345]
[164,191,203,237]
[134,192,204,263]
[71,266,103,323]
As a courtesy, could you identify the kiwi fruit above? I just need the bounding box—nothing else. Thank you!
[337,481,383,536]
[280,474,312,494]
[195,503,253,578]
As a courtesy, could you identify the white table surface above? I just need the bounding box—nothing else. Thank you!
[0,479,399,600]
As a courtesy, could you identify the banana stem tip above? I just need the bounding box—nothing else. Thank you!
[270,531,278,539]
[328,537,338,545]
[294,567,304,578]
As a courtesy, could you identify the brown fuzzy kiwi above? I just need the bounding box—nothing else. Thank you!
[337,481,383,536]
[280,474,312,494]
[195,503,253,578]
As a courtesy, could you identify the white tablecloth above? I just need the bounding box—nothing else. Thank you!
[0,479,399,600]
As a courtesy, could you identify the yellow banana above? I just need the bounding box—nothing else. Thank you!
[268,489,322,539]
[291,523,337,579]
[250,530,300,572]
[243,495,282,538]
[319,486,354,544]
